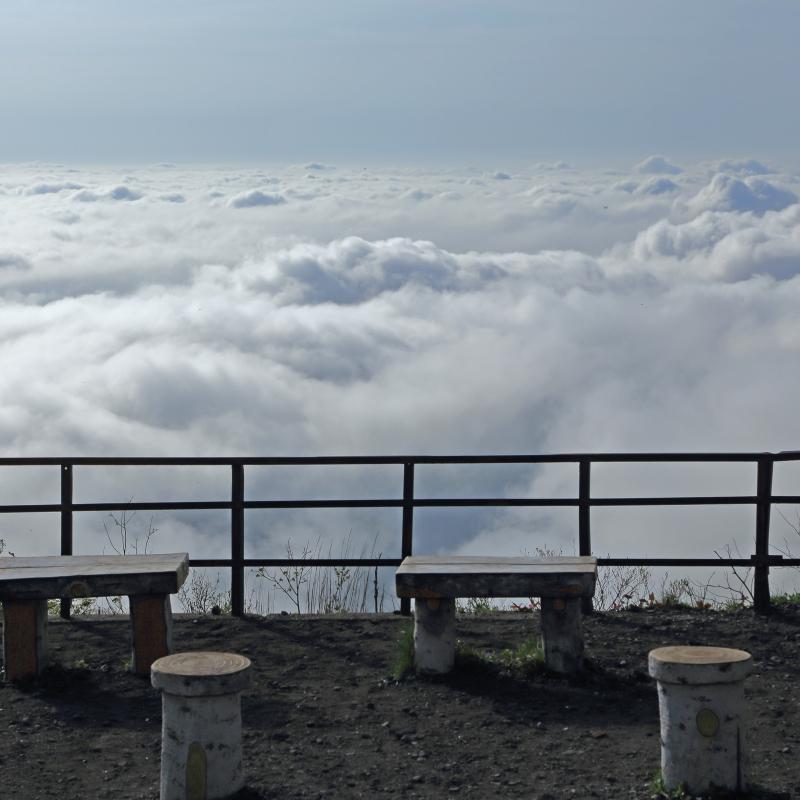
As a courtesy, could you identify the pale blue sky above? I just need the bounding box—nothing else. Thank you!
[2,0,799,163]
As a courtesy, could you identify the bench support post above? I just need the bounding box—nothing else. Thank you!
[2,599,48,681]
[541,596,584,674]
[413,598,456,674]
[130,594,173,676]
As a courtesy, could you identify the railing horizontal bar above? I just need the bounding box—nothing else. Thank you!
[245,499,404,509]
[246,558,403,567]
[188,558,403,568]
[6,496,790,515]
[0,496,770,514]
[597,558,800,567]
[0,452,796,468]
[590,496,758,506]
[413,498,580,507]
[0,504,63,513]
[74,502,230,512]
[185,557,800,569]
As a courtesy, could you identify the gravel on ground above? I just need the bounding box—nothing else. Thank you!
[1,605,799,799]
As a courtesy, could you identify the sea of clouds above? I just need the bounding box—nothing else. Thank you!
[2,155,800,595]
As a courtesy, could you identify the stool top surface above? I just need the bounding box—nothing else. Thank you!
[649,645,751,666]
[648,645,753,684]
[152,651,251,678]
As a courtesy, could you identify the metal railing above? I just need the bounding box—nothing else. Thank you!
[1,452,799,616]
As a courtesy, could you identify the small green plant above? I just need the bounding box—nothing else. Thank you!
[457,637,545,675]
[178,570,232,615]
[47,596,96,616]
[258,541,312,613]
[648,771,689,799]
[660,577,693,609]
[497,638,545,671]
[771,592,800,606]
[457,597,497,615]
[391,624,415,680]
[256,535,387,614]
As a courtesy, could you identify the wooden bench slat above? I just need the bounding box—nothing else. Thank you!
[1,553,189,572]
[398,555,594,566]
[0,553,189,600]
[397,563,596,575]
[395,555,597,599]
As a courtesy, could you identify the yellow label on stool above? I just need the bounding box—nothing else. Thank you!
[696,708,720,737]
[186,741,207,800]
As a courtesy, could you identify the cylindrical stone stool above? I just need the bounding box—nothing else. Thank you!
[414,597,456,674]
[648,645,753,795]
[151,651,251,800]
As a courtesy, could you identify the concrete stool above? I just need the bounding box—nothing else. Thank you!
[152,652,251,800]
[649,645,753,794]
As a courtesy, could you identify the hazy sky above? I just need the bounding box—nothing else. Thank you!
[3,0,799,163]
[3,2,800,586]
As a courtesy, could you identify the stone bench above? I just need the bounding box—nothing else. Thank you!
[0,553,189,680]
[395,555,597,674]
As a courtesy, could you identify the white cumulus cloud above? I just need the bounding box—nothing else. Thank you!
[228,190,287,208]
[685,174,798,216]
[634,155,682,175]
[2,159,800,569]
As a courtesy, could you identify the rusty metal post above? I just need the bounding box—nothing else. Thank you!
[400,462,415,616]
[753,457,773,614]
[60,464,73,619]
[231,464,245,616]
[578,459,593,614]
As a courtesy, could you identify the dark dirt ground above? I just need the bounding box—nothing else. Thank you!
[2,605,800,800]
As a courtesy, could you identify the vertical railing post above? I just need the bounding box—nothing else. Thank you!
[578,459,593,614]
[400,462,415,616]
[231,464,245,616]
[753,456,774,614]
[60,463,73,619]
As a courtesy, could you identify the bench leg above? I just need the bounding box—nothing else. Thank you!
[541,596,584,674]
[2,599,48,681]
[413,597,455,675]
[130,594,173,676]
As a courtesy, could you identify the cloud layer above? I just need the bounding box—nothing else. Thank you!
[2,157,800,572]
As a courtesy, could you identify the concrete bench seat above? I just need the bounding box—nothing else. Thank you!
[0,553,189,680]
[396,555,597,674]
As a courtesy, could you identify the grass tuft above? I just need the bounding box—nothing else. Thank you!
[648,771,689,799]
[391,624,415,680]
[457,637,545,675]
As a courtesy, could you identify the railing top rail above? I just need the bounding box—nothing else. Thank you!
[0,451,797,467]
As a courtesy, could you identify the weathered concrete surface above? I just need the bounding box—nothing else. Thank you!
[396,556,597,599]
[0,553,189,599]
[414,598,456,675]
[152,651,251,800]
[649,645,753,794]
[541,596,583,674]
